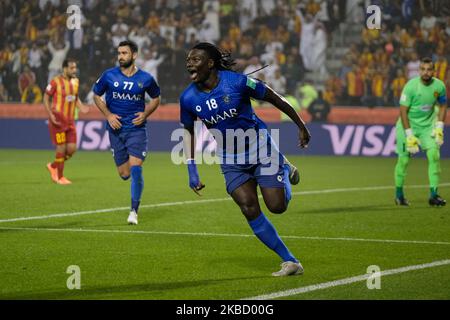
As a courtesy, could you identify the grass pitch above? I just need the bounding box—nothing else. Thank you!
[0,150,449,300]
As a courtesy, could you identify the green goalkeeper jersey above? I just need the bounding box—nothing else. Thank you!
[398,77,447,128]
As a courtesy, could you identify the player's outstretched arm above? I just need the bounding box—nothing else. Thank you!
[133,96,161,126]
[184,126,205,196]
[262,85,311,148]
[93,94,122,130]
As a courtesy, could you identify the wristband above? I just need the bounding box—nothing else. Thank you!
[405,128,413,137]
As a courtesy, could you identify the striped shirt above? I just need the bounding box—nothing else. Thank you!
[45,75,79,123]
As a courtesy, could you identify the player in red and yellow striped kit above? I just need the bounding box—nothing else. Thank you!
[43,58,89,184]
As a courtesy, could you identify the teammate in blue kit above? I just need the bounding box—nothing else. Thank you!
[93,40,161,225]
[180,43,311,276]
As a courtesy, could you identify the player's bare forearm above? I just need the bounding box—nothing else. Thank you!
[94,94,122,129]
[263,85,311,147]
[132,96,161,126]
[93,94,111,117]
[399,105,411,129]
[43,94,52,116]
[77,98,90,114]
[263,86,307,130]
[43,93,60,125]
[437,104,447,122]
[144,96,161,118]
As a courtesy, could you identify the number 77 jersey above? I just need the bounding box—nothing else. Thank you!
[93,67,160,131]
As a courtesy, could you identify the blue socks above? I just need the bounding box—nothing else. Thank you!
[248,212,298,263]
[130,166,143,213]
[283,164,292,205]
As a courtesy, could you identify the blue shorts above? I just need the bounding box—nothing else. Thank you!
[220,153,285,195]
[109,129,148,166]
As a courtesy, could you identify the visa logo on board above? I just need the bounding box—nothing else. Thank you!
[76,121,110,150]
[322,125,396,156]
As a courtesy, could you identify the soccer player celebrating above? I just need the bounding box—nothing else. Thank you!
[180,43,310,276]
[44,58,89,185]
[395,57,447,206]
[93,40,161,225]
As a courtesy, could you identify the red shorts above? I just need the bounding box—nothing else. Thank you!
[48,120,77,145]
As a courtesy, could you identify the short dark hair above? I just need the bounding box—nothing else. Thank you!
[118,40,138,53]
[191,42,235,71]
[62,58,77,68]
[420,57,434,67]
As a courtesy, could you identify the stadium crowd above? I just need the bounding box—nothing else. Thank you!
[0,0,449,113]
[325,0,450,108]
[0,0,345,106]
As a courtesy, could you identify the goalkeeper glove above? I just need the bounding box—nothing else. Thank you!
[405,128,420,154]
[431,121,444,146]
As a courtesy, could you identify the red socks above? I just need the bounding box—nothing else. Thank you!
[52,152,65,179]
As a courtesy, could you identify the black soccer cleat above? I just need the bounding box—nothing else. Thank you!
[288,164,300,185]
[429,195,446,207]
[284,159,300,185]
[395,197,410,206]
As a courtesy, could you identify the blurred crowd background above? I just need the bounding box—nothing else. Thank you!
[1,0,449,120]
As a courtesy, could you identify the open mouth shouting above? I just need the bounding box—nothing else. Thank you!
[188,68,198,81]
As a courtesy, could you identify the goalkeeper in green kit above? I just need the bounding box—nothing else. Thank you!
[395,57,447,206]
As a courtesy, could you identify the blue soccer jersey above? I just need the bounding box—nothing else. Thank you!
[180,70,267,132]
[180,70,277,162]
[180,70,286,193]
[93,67,160,131]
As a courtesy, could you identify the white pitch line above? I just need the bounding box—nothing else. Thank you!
[0,183,449,224]
[0,226,449,246]
[0,198,230,223]
[286,235,450,246]
[243,258,450,300]
[0,226,254,238]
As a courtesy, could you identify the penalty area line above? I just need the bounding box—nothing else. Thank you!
[242,258,450,300]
